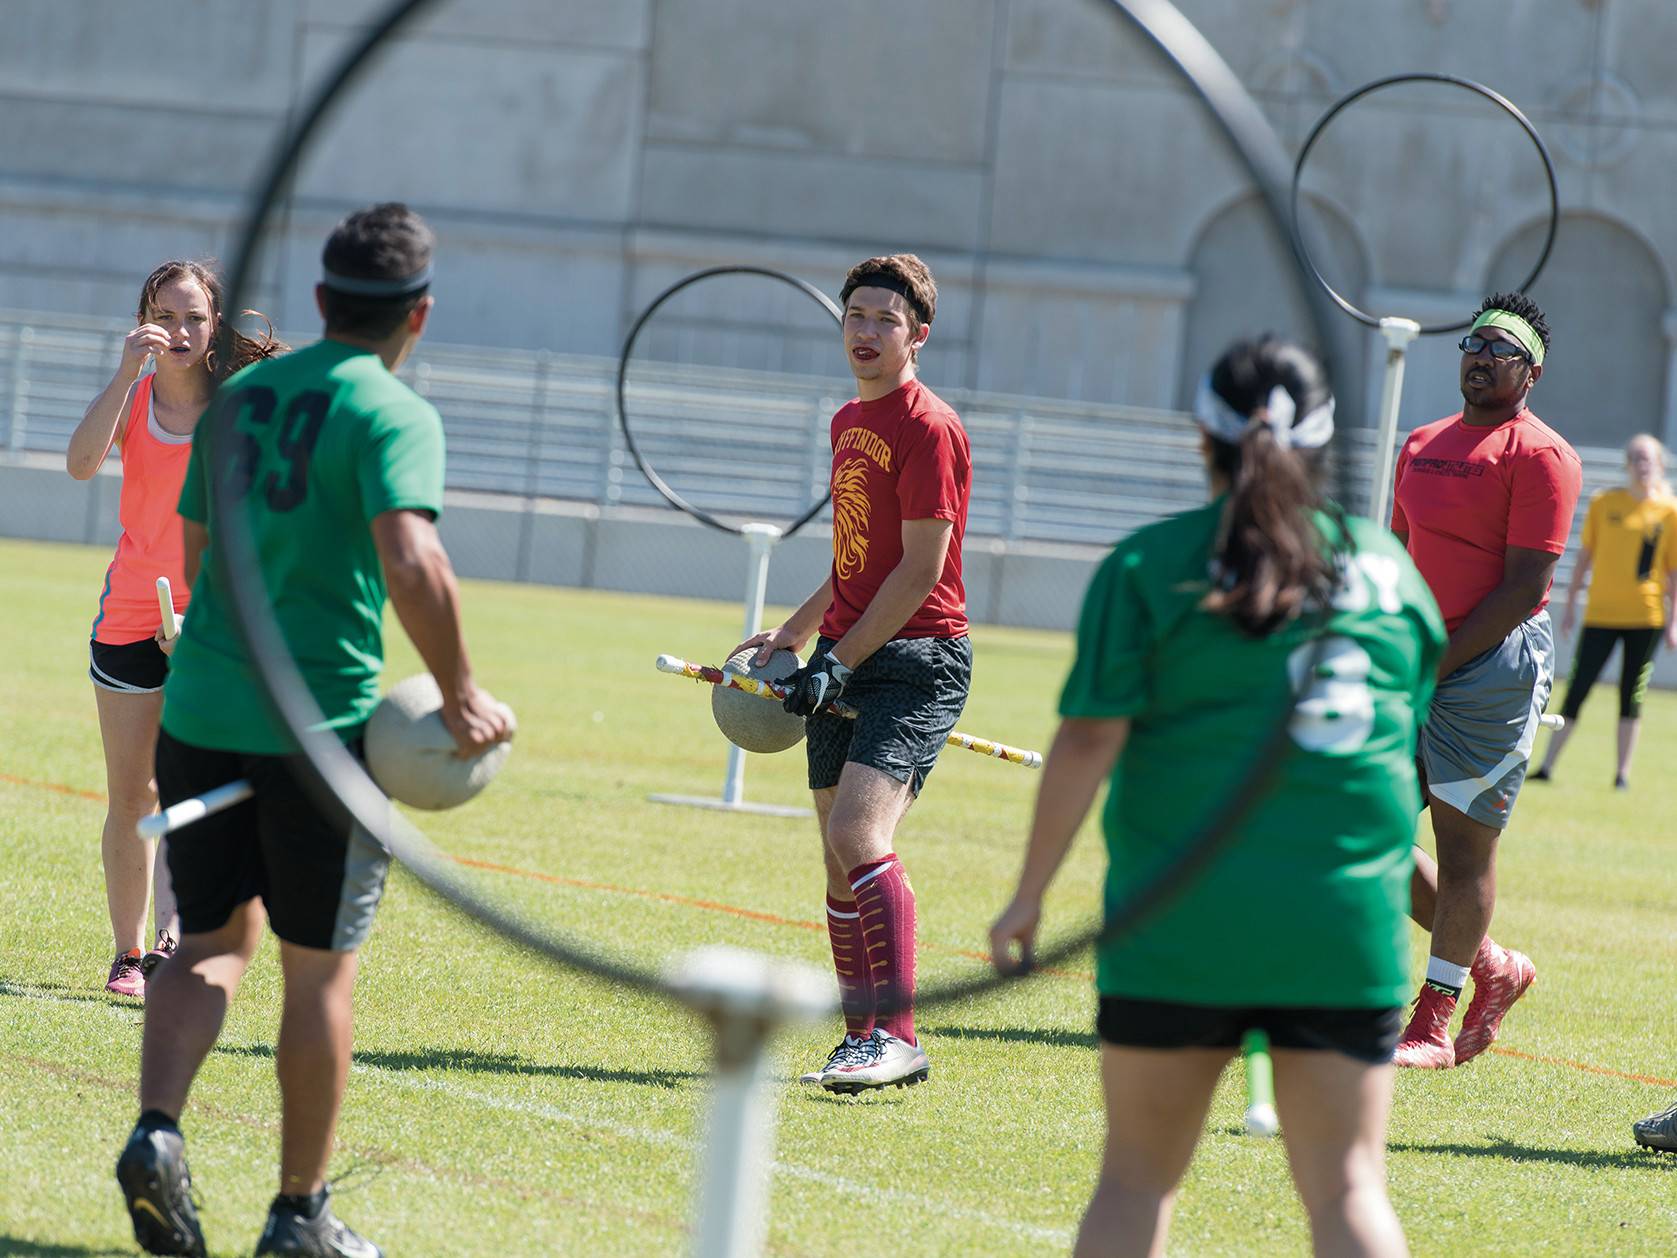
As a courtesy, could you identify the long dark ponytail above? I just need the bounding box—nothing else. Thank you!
[1199,338,1338,637]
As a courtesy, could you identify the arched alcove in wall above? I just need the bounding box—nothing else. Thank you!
[1178,194,1369,412]
[1487,214,1670,450]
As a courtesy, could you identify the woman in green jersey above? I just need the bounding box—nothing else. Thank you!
[992,339,1444,1258]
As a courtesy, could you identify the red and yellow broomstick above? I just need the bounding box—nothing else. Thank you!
[655,653,1043,769]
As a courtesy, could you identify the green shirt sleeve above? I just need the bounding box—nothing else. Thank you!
[1059,543,1150,719]
[358,400,445,522]
[1406,555,1446,713]
[177,422,209,524]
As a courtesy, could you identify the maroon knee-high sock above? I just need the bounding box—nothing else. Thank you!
[849,854,917,1046]
[826,893,875,1040]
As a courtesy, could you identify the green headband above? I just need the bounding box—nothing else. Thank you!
[1470,309,1545,366]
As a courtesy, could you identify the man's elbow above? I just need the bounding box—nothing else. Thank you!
[383,550,433,598]
[383,536,449,598]
[911,559,944,593]
[1058,717,1127,759]
[1522,564,1561,604]
[67,452,96,481]
[901,546,947,592]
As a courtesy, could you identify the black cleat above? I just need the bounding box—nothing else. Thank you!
[115,1123,206,1256]
[254,1187,382,1257]
[1633,1101,1677,1153]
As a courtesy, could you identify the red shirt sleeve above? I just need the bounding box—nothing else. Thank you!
[896,416,966,522]
[1389,442,1411,534]
[1507,445,1583,554]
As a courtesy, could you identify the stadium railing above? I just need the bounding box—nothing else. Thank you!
[0,308,1620,588]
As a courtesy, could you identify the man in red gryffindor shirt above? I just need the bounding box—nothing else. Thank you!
[739,254,972,1093]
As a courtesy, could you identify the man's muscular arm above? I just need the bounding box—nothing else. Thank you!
[829,518,953,669]
[1434,544,1559,679]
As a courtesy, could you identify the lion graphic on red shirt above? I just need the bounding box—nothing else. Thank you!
[832,457,871,580]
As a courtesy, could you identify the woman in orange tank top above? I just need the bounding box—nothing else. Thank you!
[66,261,283,999]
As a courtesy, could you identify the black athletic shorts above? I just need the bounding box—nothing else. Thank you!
[155,729,389,951]
[806,634,972,794]
[1561,625,1660,720]
[1096,996,1404,1064]
[89,637,169,693]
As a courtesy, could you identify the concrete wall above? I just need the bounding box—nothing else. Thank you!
[6,0,1677,447]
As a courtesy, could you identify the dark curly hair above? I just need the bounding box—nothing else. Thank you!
[1474,291,1550,353]
[320,202,435,340]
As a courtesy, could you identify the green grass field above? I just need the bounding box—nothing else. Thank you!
[3,536,1673,1256]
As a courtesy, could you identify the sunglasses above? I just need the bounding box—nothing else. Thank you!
[1458,334,1530,363]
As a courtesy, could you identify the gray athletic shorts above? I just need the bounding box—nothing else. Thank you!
[1420,610,1553,830]
[806,634,971,795]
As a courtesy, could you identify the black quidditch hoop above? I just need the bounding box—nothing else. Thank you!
[1291,73,1559,333]
[615,265,842,538]
[209,0,1354,1017]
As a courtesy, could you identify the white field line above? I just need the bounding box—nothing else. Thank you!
[5,981,1072,1245]
[364,1067,1071,1244]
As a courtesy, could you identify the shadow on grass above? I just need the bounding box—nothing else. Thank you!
[1389,1137,1677,1171]
[0,1238,131,1256]
[216,1041,700,1089]
[0,978,139,1011]
[923,1023,1098,1051]
[800,1089,914,1108]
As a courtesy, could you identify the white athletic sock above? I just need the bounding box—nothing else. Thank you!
[1425,956,1470,993]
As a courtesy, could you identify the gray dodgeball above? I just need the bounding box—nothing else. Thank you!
[711,646,807,753]
[365,674,515,810]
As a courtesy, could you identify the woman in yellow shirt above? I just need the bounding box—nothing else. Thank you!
[1533,434,1677,788]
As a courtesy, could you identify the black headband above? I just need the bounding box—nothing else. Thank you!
[320,263,433,298]
[841,273,931,324]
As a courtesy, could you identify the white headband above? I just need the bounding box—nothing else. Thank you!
[1193,376,1335,451]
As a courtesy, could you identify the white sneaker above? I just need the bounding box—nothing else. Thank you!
[821,1029,930,1093]
[798,1035,871,1086]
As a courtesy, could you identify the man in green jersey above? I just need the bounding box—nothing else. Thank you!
[116,204,511,1258]
[993,339,1443,1258]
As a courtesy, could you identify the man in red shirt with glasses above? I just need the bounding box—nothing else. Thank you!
[1388,291,1581,1069]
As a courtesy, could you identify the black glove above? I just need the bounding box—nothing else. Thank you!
[782,652,853,717]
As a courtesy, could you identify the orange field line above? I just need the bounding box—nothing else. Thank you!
[0,772,104,802]
[1485,1045,1676,1088]
[8,772,1668,1086]
[452,855,828,933]
[449,854,1090,980]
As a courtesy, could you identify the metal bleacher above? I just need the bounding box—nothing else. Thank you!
[0,309,1623,576]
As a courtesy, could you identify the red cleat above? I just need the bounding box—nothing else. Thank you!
[1456,944,1535,1064]
[1393,984,1456,1069]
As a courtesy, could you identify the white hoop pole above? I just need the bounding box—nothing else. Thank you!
[138,778,254,840]
[1369,317,1420,528]
[722,523,782,806]
[667,947,832,1258]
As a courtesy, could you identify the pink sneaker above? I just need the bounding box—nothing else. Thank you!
[105,951,146,999]
[1456,945,1536,1064]
[1393,985,1456,1069]
[140,931,177,981]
